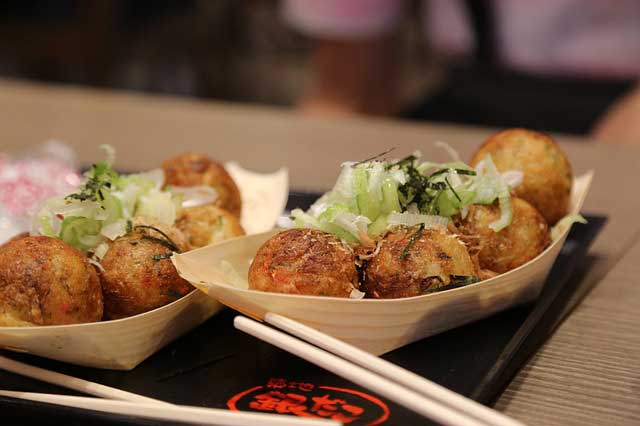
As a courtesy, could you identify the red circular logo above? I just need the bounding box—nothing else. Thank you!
[228,378,390,425]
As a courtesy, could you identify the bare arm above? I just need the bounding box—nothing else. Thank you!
[299,36,399,116]
[591,82,640,145]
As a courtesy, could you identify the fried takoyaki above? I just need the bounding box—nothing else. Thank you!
[99,223,192,319]
[176,203,245,249]
[162,153,242,217]
[0,236,103,326]
[249,228,359,297]
[469,128,572,225]
[455,197,550,274]
[1,232,29,246]
[362,226,477,299]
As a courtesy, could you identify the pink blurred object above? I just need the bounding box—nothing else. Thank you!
[0,141,81,243]
[0,159,80,216]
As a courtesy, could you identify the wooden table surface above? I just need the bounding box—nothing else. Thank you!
[1,78,639,425]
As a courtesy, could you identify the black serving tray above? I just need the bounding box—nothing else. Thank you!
[1,192,606,426]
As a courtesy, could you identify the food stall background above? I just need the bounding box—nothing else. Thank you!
[0,1,370,110]
[0,0,637,137]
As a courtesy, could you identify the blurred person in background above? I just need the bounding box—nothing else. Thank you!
[283,0,640,144]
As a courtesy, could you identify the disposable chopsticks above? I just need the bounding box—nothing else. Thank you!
[0,390,338,426]
[235,316,481,426]
[234,315,526,426]
[0,355,337,426]
[264,313,525,426]
[0,355,167,405]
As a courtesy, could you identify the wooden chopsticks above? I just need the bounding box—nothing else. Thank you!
[234,314,527,426]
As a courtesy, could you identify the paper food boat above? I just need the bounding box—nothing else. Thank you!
[174,172,593,356]
[0,164,289,370]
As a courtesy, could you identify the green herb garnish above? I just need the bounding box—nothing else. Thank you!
[66,161,118,202]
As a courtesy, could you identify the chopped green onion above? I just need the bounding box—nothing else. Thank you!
[59,217,101,252]
[551,214,587,241]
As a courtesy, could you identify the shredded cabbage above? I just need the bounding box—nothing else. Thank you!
[32,146,180,256]
[386,212,449,229]
[289,149,522,243]
[170,185,218,208]
[551,214,587,241]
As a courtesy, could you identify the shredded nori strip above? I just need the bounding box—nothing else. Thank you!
[390,155,473,214]
[424,275,480,293]
[65,162,117,202]
[425,181,447,190]
[454,169,476,176]
[429,168,477,178]
[400,223,425,260]
[142,234,180,252]
[135,225,181,252]
[164,289,184,299]
[449,275,481,285]
[126,219,132,233]
[386,154,418,170]
[421,275,444,292]
[354,147,397,166]
[429,189,443,215]
[445,177,462,202]
[153,252,174,261]
[359,153,476,217]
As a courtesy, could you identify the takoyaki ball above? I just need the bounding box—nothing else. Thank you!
[249,228,359,297]
[0,236,103,326]
[99,223,192,319]
[362,227,477,299]
[456,197,550,274]
[1,232,29,247]
[176,203,245,249]
[162,153,242,217]
[469,128,573,225]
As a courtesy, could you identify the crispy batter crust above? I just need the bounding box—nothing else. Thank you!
[99,225,192,319]
[362,227,476,299]
[0,236,103,325]
[456,197,551,274]
[176,203,245,249]
[162,153,242,217]
[249,228,358,297]
[470,128,573,225]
